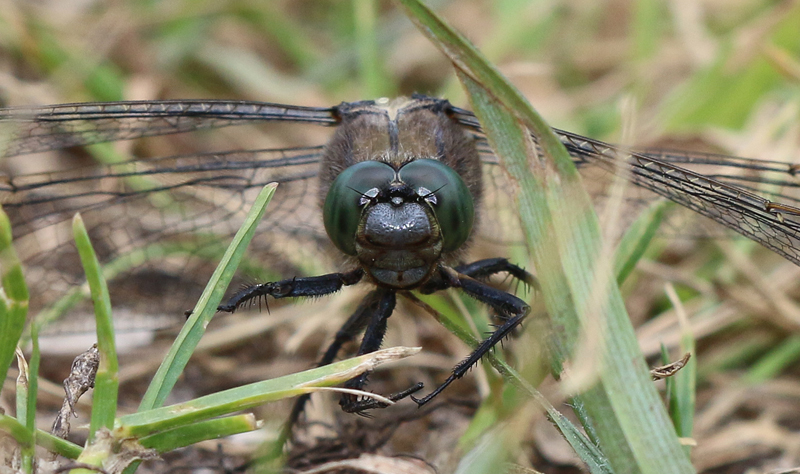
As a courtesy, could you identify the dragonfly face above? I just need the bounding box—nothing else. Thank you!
[320,97,478,288]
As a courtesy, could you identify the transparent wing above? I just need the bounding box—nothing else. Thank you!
[0,100,339,157]
[455,107,800,267]
[475,143,657,247]
[0,146,331,323]
[0,99,342,328]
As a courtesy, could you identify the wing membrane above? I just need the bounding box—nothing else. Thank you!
[455,107,800,266]
[0,100,339,157]
[1,146,328,315]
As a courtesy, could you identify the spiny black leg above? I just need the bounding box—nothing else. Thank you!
[287,289,384,428]
[411,312,525,406]
[343,382,424,412]
[338,289,423,413]
[440,266,531,318]
[339,288,393,412]
[419,258,537,294]
[217,268,364,312]
[411,266,530,407]
[455,258,536,287]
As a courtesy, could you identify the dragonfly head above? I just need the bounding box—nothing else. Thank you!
[323,158,475,288]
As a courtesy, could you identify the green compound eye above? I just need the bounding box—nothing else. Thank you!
[399,159,475,252]
[323,161,395,255]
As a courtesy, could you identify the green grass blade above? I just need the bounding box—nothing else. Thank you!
[0,414,33,451]
[34,429,84,460]
[494,361,614,474]
[657,342,695,458]
[353,0,393,98]
[72,213,119,439]
[614,200,669,284]
[139,183,278,410]
[671,349,696,453]
[0,206,28,387]
[13,352,28,430]
[138,414,258,452]
[394,2,693,472]
[0,206,32,471]
[454,426,514,474]
[743,334,800,384]
[663,285,696,456]
[22,325,39,474]
[0,208,28,303]
[22,324,39,434]
[122,346,418,437]
[13,349,34,473]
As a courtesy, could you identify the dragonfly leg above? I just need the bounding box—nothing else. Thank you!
[217,268,364,312]
[287,289,385,427]
[455,258,537,287]
[337,289,424,413]
[419,258,538,294]
[411,266,530,407]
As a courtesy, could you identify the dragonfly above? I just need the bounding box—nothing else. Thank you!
[2,94,800,415]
